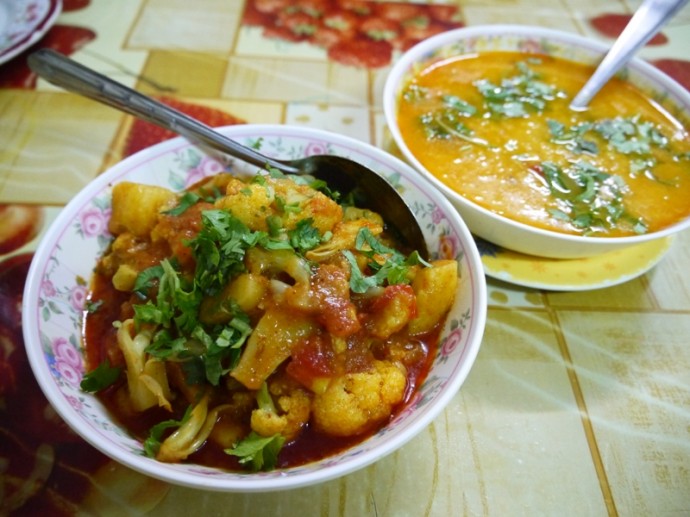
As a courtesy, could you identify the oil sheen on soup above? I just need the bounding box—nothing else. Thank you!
[396,51,690,237]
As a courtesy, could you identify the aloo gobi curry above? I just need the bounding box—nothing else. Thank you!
[81,169,457,472]
[396,51,690,237]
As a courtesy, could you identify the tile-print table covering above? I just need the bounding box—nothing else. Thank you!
[1,1,689,515]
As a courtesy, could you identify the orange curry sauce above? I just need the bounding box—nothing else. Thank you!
[396,51,690,236]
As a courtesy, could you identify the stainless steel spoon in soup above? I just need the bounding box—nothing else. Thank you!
[28,48,428,258]
[570,0,689,110]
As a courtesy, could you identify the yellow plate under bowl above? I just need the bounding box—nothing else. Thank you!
[479,236,674,291]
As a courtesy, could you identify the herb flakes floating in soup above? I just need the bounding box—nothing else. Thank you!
[81,169,459,472]
[397,51,690,237]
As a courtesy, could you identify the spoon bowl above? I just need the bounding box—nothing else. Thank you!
[27,48,428,257]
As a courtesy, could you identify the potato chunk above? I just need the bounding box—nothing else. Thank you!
[408,260,458,335]
[109,182,177,237]
[231,309,317,390]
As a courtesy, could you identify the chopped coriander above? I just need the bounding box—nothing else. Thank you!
[133,263,165,297]
[474,61,562,118]
[402,83,430,102]
[288,218,322,253]
[593,116,668,155]
[540,160,647,235]
[342,250,378,293]
[188,210,257,296]
[84,299,103,314]
[226,431,285,471]
[547,119,598,155]
[129,202,334,386]
[419,93,483,144]
[275,195,301,214]
[163,192,201,216]
[344,228,429,293]
[266,214,284,237]
[442,94,477,116]
[132,253,250,385]
[80,359,121,392]
[143,406,192,458]
[307,178,341,201]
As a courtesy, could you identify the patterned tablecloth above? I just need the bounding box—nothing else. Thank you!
[1,1,689,515]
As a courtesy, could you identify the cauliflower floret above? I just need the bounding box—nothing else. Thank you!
[251,406,287,437]
[250,380,312,442]
[271,176,342,234]
[215,177,275,231]
[312,360,407,437]
[215,176,342,234]
[305,218,382,262]
[367,284,417,339]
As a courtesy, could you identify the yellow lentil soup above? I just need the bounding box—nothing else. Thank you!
[396,51,690,237]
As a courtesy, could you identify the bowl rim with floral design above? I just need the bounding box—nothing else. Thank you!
[22,124,487,492]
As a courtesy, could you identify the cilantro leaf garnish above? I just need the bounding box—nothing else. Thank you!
[307,178,341,200]
[288,218,323,253]
[540,160,647,235]
[342,250,378,293]
[132,254,250,385]
[547,119,599,155]
[84,299,103,314]
[131,204,332,386]
[442,94,477,116]
[188,210,258,296]
[344,228,430,293]
[163,192,201,216]
[80,359,121,392]
[402,83,430,102]
[143,406,192,458]
[226,431,285,471]
[474,61,561,118]
[593,116,668,155]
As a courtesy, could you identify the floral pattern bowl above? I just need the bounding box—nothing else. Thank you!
[0,0,62,65]
[22,124,487,492]
[383,25,690,259]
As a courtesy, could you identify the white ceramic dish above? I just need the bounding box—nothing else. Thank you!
[383,25,690,259]
[22,124,487,492]
[0,0,61,65]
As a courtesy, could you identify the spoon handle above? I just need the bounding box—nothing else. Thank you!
[27,49,299,173]
[570,0,689,110]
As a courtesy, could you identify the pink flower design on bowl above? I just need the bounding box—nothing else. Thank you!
[56,361,81,386]
[431,206,446,225]
[65,394,84,411]
[304,141,329,156]
[441,327,463,356]
[53,336,82,369]
[79,206,110,238]
[519,38,545,54]
[69,285,87,311]
[438,231,460,259]
[185,156,226,188]
[41,278,56,297]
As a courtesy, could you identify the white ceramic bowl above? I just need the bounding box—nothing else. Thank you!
[384,25,690,258]
[22,124,487,492]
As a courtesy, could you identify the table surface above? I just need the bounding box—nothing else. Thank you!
[2,1,690,515]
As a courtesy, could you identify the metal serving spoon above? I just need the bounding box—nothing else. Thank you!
[28,49,428,257]
[570,0,689,110]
